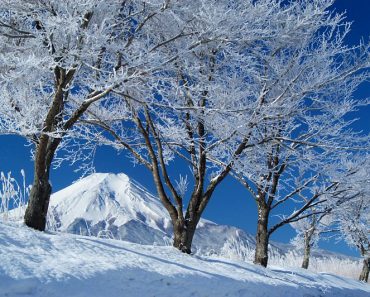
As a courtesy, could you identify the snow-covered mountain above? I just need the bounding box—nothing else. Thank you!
[48,173,172,245]
[47,173,267,260]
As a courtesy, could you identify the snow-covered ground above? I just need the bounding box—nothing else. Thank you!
[0,221,369,297]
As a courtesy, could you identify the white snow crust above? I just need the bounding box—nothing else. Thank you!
[0,221,369,297]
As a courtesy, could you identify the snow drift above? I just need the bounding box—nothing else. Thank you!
[0,221,369,297]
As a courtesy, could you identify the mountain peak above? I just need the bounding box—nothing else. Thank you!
[49,173,171,244]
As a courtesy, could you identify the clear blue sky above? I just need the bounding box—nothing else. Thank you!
[0,0,369,257]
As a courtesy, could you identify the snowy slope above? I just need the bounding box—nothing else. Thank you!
[0,221,368,297]
[46,173,272,259]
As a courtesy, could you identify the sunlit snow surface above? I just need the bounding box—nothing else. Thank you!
[0,221,369,297]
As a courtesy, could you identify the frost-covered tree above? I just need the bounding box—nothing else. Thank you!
[0,0,197,231]
[291,213,322,269]
[214,1,370,267]
[291,210,342,269]
[332,159,370,282]
[77,0,370,255]
[290,158,365,269]
[341,197,370,282]
[79,0,307,253]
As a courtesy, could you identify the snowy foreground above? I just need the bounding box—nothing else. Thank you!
[0,222,369,297]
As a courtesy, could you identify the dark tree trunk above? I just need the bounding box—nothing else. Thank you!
[24,173,51,231]
[173,219,184,250]
[23,64,96,232]
[359,257,369,283]
[254,206,269,267]
[23,67,75,231]
[182,221,197,253]
[24,140,53,231]
[172,217,198,254]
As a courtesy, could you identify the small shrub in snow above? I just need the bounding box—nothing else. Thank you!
[0,171,30,221]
